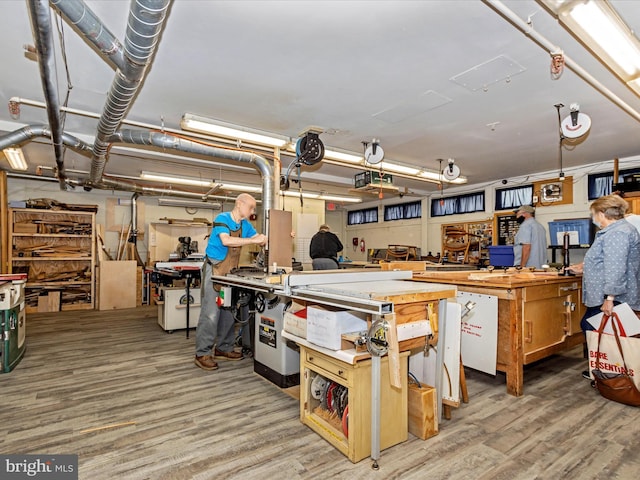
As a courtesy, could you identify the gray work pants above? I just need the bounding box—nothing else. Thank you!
[195,261,236,356]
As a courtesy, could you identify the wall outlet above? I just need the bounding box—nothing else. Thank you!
[532,195,539,204]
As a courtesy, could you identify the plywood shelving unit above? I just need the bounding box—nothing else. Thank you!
[9,208,96,312]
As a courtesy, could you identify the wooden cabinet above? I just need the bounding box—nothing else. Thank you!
[411,271,585,396]
[300,346,408,463]
[522,281,582,355]
[441,219,492,264]
[9,208,96,312]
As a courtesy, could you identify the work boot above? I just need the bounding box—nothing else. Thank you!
[194,355,218,370]
[214,348,243,361]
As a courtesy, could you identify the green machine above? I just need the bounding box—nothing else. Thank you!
[0,274,27,373]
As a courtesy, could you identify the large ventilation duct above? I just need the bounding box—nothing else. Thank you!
[26,0,67,188]
[0,124,92,154]
[109,129,274,232]
[88,0,170,184]
[0,124,275,233]
[50,0,171,185]
[50,0,126,71]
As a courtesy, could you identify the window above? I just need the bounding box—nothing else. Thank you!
[384,201,421,221]
[431,191,485,217]
[347,207,378,225]
[588,168,640,200]
[495,185,533,210]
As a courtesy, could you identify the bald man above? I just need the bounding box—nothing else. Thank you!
[194,193,267,371]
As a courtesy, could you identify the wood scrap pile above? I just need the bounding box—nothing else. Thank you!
[32,219,92,235]
[25,285,91,309]
[13,244,91,258]
[25,198,98,212]
[28,267,91,283]
[159,217,212,226]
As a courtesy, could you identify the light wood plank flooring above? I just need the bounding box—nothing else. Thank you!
[1,306,639,479]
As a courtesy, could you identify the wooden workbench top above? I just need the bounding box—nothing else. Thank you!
[412,270,581,288]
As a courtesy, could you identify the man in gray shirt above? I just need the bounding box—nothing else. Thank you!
[513,205,547,268]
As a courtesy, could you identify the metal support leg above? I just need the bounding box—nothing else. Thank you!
[371,354,381,470]
[185,273,192,339]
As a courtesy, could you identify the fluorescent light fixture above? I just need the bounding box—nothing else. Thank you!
[569,2,640,76]
[157,198,221,210]
[319,193,362,203]
[543,0,640,96]
[419,169,467,184]
[378,161,420,176]
[181,113,290,148]
[140,171,214,188]
[219,182,262,193]
[281,190,319,199]
[279,190,362,203]
[3,147,28,170]
[323,149,363,163]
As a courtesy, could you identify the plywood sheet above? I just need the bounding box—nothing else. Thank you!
[268,209,293,268]
[98,261,137,310]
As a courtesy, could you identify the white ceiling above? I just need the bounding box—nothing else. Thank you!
[1,0,640,199]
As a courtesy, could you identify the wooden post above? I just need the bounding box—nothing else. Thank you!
[386,314,401,389]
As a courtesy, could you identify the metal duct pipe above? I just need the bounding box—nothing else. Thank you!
[27,0,66,188]
[80,176,226,200]
[89,0,170,183]
[483,0,640,123]
[0,124,92,153]
[109,129,274,232]
[0,124,273,230]
[50,0,126,71]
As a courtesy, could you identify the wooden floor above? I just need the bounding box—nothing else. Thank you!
[2,306,639,480]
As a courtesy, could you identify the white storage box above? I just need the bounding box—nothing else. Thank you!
[157,287,201,332]
[306,305,367,350]
[283,300,307,338]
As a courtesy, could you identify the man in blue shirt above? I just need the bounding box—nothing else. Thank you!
[195,193,267,371]
[513,205,547,269]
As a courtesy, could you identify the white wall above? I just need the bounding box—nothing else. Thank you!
[7,155,640,267]
[6,178,333,266]
[347,156,640,265]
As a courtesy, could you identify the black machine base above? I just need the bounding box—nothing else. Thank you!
[253,360,300,388]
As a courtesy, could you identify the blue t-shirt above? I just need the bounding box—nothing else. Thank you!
[205,211,257,261]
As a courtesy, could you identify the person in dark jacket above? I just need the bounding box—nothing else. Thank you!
[310,224,343,270]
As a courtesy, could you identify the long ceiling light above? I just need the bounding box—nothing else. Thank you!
[322,149,363,163]
[3,147,28,170]
[377,161,421,176]
[157,198,221,210]
[279,190,362,203]
[181,113,291,148]
[218,182,263,193]
[541,0,640,96]
[140,171,214,187]
[419,169,467,184]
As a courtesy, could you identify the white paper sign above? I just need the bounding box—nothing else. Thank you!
[586,302,640,336]
[459,291,498,375]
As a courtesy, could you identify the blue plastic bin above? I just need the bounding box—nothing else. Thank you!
[488,246,514,267]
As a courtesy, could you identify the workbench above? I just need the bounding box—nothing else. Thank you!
[412,270,585,397]
[212,269,457,465]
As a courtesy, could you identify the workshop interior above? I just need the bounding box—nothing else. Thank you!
[2,0,640,478]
